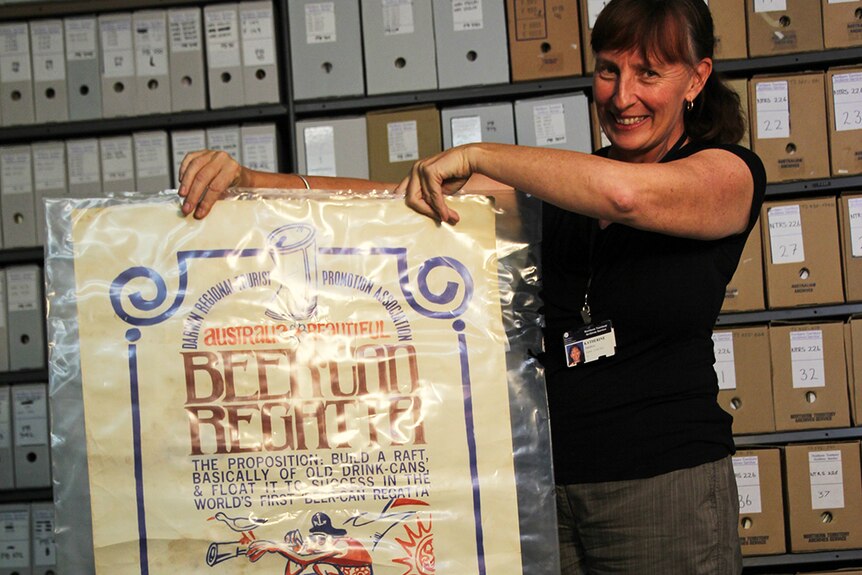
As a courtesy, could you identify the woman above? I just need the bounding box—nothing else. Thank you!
[178,1,764,572]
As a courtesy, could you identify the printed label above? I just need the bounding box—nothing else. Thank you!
[387,120,419,163]
[135,134,169,179]
[0,150,32,195]
[809,451,845,510]
[754,0,787,12]
[304,125,337,177]
[31,507,56,567]
[790,330,826,389]
[756,81,791,140]
[533,103,567,146]
[0,23,33,82]
[67,140,101,186]
[242,132,277,173]
[451,116,483,147]
[205,8,241,69]
[33,145,66,191]
[101,137,134,183]
[305,2,337,44]
[733,456,762,514]
[767,204,805,264]
[383,0,415,35]
[453,0,483,31]
[65,18,97,60]
[832,73,862,133]
[101,17,135,79]
[134,15,169,77]
[169,10,202,53]
[13,386,48,447]
[31,21,66,82]
[711,331,736,390]
[207,129,241,162]
[849,197,862,258]
[0,509,29,569]
[241,6,276,67]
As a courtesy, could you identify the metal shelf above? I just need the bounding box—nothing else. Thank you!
[0,369,49,385]
[0,246,43,266]
[716,303,862,327]
[717,47,862,75]
[743,549,862,568]
[735,427,862,447]
[0,104,289,145]
[766,175,862,198]
[0,487,52,504]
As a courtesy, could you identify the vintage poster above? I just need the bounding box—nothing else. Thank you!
[64,193,529,575]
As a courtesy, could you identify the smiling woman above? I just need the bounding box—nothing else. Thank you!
[175,1,766,572]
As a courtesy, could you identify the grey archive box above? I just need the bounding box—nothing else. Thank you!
[64,15,103,121]
[361,0,437,95]
[11,384,51,489]
[441,102,516,149]
[30,19,69,124]
[514,92,593,152]
[6,265,45,371]
[431,0,509,89]
[0,22,36,126]
[296,116,369,179]
[288,0,365,100]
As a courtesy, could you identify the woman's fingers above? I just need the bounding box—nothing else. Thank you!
[178,150,242,219]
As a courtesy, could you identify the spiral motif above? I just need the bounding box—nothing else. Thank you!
[109,266,182,326]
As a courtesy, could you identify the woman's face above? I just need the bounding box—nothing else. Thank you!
[593,48,709,163]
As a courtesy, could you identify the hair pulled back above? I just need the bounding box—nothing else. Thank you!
[590,0,745,145]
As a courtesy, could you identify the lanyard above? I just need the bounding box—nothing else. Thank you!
[580,132,689,324]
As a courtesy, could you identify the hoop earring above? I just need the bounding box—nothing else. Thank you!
[685,99,694,112]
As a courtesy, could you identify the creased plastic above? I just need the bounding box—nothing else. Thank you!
[45,189,557,575]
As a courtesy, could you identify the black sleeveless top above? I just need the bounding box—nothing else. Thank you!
[540,142,767,483]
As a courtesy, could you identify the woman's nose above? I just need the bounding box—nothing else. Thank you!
[613,74,637,109]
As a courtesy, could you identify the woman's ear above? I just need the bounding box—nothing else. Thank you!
[687,57,713,101]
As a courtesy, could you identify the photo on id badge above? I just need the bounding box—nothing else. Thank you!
[565,341,585,367]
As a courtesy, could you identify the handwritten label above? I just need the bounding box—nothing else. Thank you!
[756,81,791,140]
[809,451,844,510]
[790,330,825,389]
[767,204,805,264]
[733,455,762,514]
[711,331,736,390]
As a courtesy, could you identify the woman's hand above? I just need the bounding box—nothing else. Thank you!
[178,149,244,219]
[398,146,477,225]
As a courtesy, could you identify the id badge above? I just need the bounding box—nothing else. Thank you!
[563,320,616,367]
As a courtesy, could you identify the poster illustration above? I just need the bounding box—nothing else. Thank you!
[60,193,531,575]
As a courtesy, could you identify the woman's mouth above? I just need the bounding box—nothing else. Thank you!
[614,114,649,127]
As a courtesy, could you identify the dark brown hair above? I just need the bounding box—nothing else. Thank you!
[590,0,745,145]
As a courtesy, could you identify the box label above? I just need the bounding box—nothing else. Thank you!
[67,140,101,186]
[304,125,337,177]
[733,455,762,514]
[33,145,65,191]
[207,129,241,162]
[205,8,241,69]
[754,0,786,12]
[134,15,169,77]
[101,17,135,79]
[101,137,134,184]
[0,23,32,82]
[514,0,547,41]
[65,18,97,61]
[31,507,56,567]
[533,103,567,145]
[451,115,483,147]
[711,331,736,390]
[453,0,483,31]
[7,268,39,311]
[169,10,202,53]
[13,386,48,447]
[387,120,419,163]
[790,330,826,389]
[809,450,845,510]
[767,204,805,263]
[383,0,415,35]
[756,81,791,140]
[241,6,276,67]
[305,2,336,44]
[833,73,862,133]
[242,131,277,173]
[0,150,32,195]
[0,509,29,569]
[135,134,169,180]
[31,21,66,82]
[849,197,862,258]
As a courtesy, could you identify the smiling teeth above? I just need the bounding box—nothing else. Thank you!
[616,116,646,125]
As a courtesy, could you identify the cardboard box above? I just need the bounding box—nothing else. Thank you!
[770,322,850,431]
[722,217,764,312]
[366,106,441,183]
[761,197,844,309]
[826,66,862,177]
[714,325,774,434]
[726,77,751,149]
[507,0,583,82]
[822,0,862,49]
[746,0,824,57]
[783,441,862,552]
[838,193,862,302]
[849,318,862,425]
[749,73,830,183]
[733,448,786,556]
[711,0,748,60]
